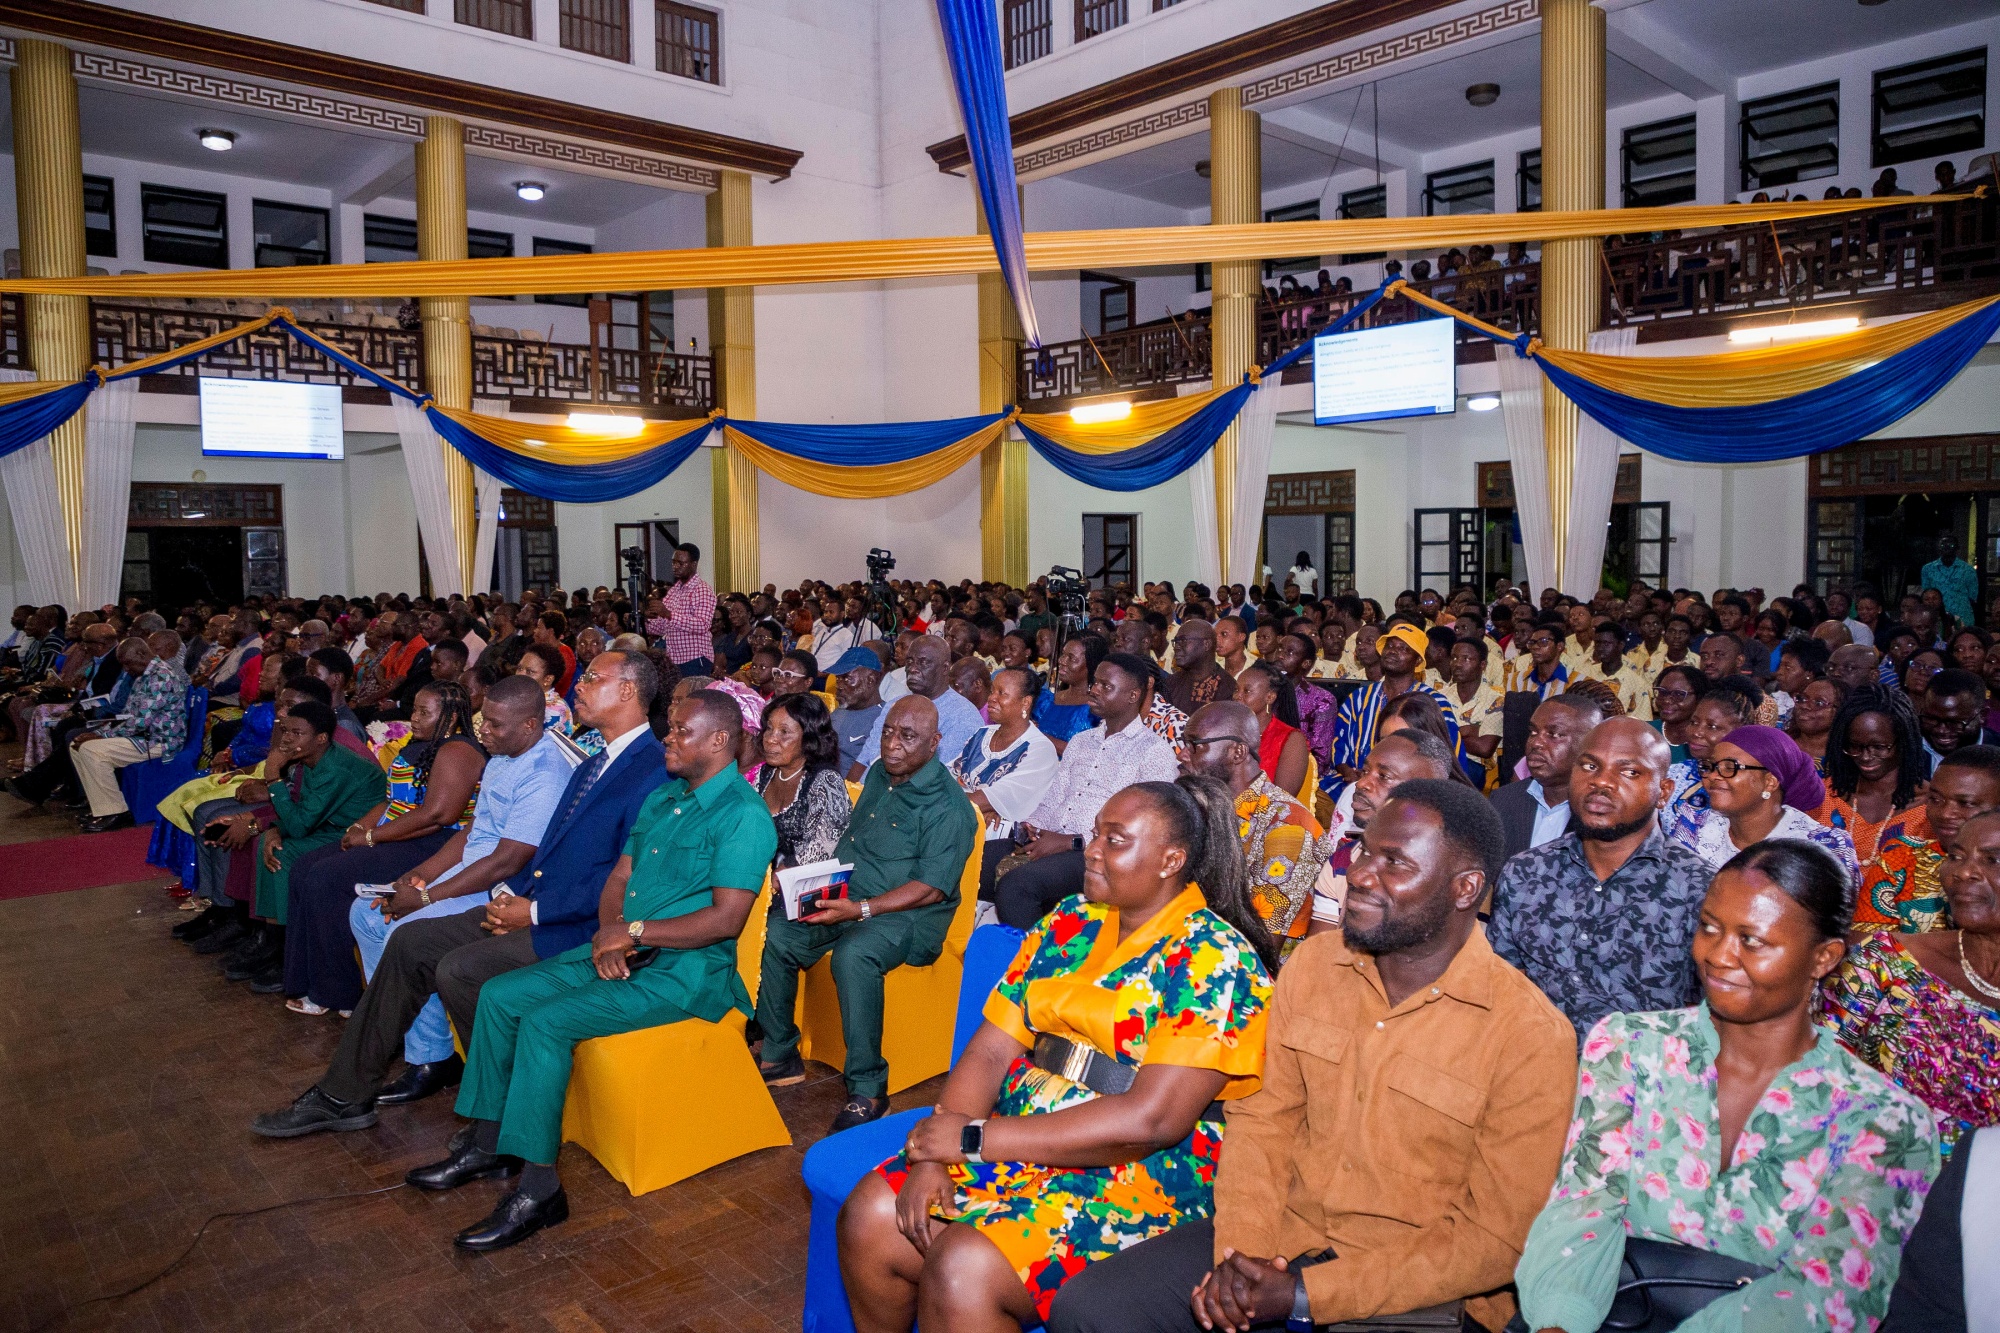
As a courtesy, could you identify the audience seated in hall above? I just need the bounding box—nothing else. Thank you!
[837,775,1278,1330]
[249,652,666,1147]
[1048,780,1575,1333]
[756,694,980,1131]
[993,652,1180,931]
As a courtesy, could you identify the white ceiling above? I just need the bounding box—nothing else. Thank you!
[1612,0,1997,76]
[1,78,686,229]
[1053,0,1999,210]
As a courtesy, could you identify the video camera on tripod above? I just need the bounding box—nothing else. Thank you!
[864,548,900,633]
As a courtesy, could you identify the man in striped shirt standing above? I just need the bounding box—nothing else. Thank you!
[657,542,719,677]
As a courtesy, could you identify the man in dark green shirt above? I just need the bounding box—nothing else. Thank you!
[414,688,777,1253]
[755,694,979,1131]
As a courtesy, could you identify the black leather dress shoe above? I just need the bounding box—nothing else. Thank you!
[174,905,232,941]
[77,811,134,833]
[829,1094,891,1134]
[222,935,281,982]
[246,961,287,993]
[250,1086,378,1138]
[191,918,249,955]
[406,1126,522,1192]
[453,1187,568,1252]
[377,1055,463,1106]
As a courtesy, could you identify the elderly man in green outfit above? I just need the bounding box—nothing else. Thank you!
[408,688,778,1253]
[754,693,980,1132]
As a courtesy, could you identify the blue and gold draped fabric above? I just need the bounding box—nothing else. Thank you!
[1392,283,2000,462]
[1,282,1996,499]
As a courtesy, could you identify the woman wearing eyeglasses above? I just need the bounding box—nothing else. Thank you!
[1822,684,1930,865]
[1672,725,1859,887]
[1649,662,1705,766]
[1783,675,1847,777]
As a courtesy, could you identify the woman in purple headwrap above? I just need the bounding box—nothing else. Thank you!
[1672,723,1859,885]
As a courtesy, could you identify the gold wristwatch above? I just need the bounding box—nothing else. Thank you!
[626,918,646,941]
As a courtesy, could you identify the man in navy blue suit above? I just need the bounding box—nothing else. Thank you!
[252,650,669,1138]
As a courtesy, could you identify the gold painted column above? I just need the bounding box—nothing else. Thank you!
[11,39,90,592]
[415,115,478,592]
[976,197,1027,585]
[1539,0,1605,593]
[707,170,758,593]
[1208,88,1261,586]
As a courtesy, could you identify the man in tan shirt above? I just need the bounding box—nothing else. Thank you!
[1047,780,1576,1333]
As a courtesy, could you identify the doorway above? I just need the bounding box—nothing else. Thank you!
[1804,435,2000,604]
[1081,513,1137,590]
[613,519,681,586]
[1079,272,1136,336]
[1261,470,1355,595]
[123,482,287,606]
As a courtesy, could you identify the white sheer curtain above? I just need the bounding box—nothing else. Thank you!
[1187,447,1223,591]
[1563,327,1637,598]
[1227,380,1279,588]
[394,395,465,597]
[0,368,75,605]
[1496,345,1555,595]
[79,378,137,609]
[469,398,508,597]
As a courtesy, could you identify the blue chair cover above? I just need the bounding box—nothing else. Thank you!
[117,687,208,827]
[147,818,200,891]
[799,924,1026,1333]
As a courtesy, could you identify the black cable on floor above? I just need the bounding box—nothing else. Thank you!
[35,1180,410,1330]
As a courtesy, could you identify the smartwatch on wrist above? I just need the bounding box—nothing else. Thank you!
[959,1119,986,1165]
[1285,1249,1336,1332]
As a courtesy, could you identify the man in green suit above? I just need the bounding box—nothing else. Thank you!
[407,687,778,1253]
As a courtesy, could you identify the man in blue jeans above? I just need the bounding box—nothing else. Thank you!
[340,676,575,1103]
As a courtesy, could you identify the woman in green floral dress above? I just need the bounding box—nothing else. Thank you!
[836,776,1278,1333]
[1516,839,1940,1333]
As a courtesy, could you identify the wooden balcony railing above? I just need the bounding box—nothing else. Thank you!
[1018,193,2000,405]
[0,297,715,417]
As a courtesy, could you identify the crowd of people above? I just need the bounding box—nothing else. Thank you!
[2,536,1995,1330]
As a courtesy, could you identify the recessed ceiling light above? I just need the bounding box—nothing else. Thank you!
[1194,159,1211,180]
[1466,393,1501,411]
[515,181,547,202]
[198,129,236,152]
[1465,83,1500,107]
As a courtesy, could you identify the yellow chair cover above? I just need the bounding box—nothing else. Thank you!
[1297,754,1318,809]
[559,876,792,1196]
[157,771,252,834]
[794,817,983,1094]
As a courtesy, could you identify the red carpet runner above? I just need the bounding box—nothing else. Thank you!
[0,825,175,900]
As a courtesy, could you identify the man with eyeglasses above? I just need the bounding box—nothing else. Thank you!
[1178,701,1335,954]
[1502,620,1571,700]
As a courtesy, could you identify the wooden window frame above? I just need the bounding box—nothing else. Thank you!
[655,0,721,84]
[561,0,631,62]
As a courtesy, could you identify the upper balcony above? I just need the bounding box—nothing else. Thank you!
[1018,192,2000,408]
[0,297,715,418]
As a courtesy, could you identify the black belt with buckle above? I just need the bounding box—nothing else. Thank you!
[1031,1034,1224,1122]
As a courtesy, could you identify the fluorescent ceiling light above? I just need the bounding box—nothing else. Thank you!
[1466,393,1501,412]
[198,129,236,152]
[515,181,547,201]
[1727,316,1861,344]
[566,412,645,437]
[1070,401,1133,424]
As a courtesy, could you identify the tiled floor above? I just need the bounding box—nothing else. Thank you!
[0,793,941,1333]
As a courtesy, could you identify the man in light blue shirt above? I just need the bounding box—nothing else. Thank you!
[347,678,579,1098]
[1491,695,1603,859]
[850,636,981,778]
[1922,536,1980,629]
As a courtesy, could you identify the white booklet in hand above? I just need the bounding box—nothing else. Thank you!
[776,859,854,921]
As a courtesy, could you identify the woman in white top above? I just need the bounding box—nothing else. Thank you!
[948,665,1060,908]
[1285,550,1318,598]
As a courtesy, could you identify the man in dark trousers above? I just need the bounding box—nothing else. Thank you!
[251,650,668,1137]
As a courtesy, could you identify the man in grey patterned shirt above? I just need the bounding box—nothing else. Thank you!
[1487,717,1712,1040]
